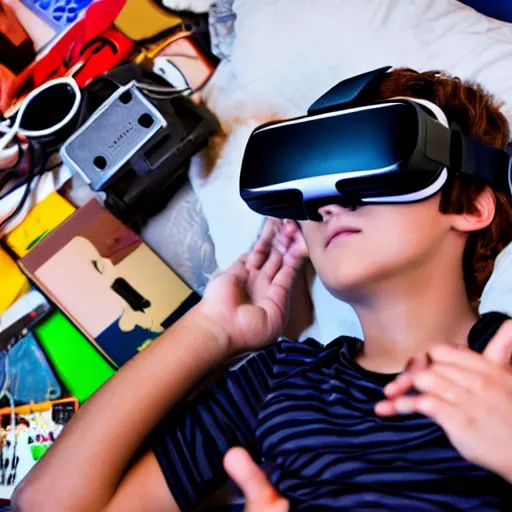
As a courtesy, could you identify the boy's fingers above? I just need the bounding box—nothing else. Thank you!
[262,248,284,281]
[224,448,287,509]
[411,368,471,406]
[428,345,495,377]
[283,219,298,236]
[224,255,249,280]
[282,220,308,258]
[271,249,303,293]
[415,394,467,435]
[374,399,398,416]
[383,373,415,399]
[282,245,306,272]
[383,353,430,398]
[248,219,281,270]
[483,320,512,366]
[424,362,486,394]
[292,229,309,260]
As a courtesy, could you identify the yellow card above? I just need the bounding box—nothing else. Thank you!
[0,247,29,314]
[5,192,75,257]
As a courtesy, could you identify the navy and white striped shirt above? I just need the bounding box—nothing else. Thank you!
[152,334,511,511]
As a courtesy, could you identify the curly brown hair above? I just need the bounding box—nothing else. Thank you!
[357,68,512,307]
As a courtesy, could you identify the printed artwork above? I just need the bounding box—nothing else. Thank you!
[20,199,200,367]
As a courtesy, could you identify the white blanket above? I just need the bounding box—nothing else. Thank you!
[168,0,512,342]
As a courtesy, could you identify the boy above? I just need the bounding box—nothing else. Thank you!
[12,68,512,511]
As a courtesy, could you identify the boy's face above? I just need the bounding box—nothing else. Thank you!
[299,193,460,302]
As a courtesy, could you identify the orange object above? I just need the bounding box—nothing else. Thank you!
[0,397,79,417]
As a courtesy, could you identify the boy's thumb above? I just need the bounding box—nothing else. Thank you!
[223,447,289,512]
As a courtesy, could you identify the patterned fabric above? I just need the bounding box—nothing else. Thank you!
[141,180,217,295]
[152,334,512,511]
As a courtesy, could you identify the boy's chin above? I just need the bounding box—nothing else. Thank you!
[321,274,374,303]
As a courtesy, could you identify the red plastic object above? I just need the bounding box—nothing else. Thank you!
[1,0,127,115]
[72,27,135,88]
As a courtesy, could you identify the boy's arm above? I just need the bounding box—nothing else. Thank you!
[12,306,230,512]
[13,217,305,512]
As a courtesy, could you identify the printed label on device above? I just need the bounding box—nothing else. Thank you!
[60,82,167,191]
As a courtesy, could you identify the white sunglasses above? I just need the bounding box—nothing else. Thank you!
[0,77,82,153]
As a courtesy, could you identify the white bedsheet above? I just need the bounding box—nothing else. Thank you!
[167,0,512,342]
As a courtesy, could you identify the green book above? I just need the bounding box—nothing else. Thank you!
[34,311,115,403]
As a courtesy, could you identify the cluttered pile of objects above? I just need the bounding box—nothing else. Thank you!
[0,0,222,501]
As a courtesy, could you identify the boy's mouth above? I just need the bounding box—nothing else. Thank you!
[325,226,362,248]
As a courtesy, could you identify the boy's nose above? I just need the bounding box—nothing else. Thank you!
[317,203,355,221]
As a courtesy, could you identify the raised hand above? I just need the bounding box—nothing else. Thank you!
[198,218,308,356]
[375,320,512,482]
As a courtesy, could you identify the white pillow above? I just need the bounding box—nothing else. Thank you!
[181,0,512,342]
[480,242,512,317]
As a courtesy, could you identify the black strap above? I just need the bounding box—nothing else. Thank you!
[468,312,511,353]
[450,129,511,193]
[308,66,392,116]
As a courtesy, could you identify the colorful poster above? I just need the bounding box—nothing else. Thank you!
[20,199,200,367]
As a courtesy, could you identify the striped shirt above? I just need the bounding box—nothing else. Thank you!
[152,330,511,511]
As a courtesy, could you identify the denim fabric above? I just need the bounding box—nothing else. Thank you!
[208,0,236,60]
[0,332,61,405]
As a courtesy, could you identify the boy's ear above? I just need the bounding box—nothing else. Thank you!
[451,186,496,233]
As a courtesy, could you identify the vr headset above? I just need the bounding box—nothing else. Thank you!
[240,66,512,221]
